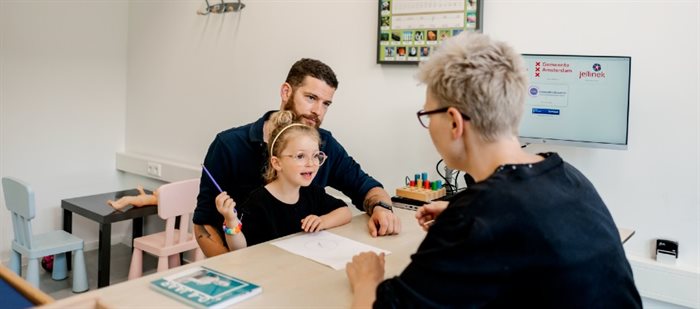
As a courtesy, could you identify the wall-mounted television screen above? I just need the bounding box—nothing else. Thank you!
[518,54,631,150]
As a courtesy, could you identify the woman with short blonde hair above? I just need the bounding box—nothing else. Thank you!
[346,32,641,308]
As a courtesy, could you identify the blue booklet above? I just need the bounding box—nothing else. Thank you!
[150,266,262,309]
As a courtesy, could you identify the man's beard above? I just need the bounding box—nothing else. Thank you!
[283,92,321,128]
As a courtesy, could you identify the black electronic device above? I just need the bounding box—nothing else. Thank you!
[391,193,457,211]
[655,239,678,264]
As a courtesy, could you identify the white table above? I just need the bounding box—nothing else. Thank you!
[43,207,635,308]
[42,208,425,308]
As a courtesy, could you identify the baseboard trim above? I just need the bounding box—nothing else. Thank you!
[628,255,700,308]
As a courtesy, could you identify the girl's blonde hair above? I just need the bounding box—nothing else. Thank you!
[264,111,321,183]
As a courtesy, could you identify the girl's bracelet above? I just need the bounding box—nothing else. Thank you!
[223,217,242,236]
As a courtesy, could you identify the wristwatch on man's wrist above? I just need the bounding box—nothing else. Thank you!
[369,201,393,215]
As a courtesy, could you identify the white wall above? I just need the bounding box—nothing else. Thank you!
[124,0,699,305]
[0,0,697,305]
[487,0,700,266]
[125,0,699,266]
[0,1,130,261]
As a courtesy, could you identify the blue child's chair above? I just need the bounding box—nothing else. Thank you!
[2,177,88,293]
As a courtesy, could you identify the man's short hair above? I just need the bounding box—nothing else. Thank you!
[417,32,528,141]
[286,58,339,89]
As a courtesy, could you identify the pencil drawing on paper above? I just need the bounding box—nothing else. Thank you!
[304,239,338,250]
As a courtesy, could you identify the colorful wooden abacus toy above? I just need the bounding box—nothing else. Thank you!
[395,172,446,202]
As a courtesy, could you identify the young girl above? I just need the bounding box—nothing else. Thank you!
[215,111,352,250]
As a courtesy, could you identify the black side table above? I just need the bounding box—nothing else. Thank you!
[61,189,158,288]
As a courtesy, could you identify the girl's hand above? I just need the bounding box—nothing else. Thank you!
[215,192,237,223]
[301,215,324,232]
[416,201,449,231]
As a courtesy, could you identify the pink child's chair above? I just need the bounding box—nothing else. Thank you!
[128,179,205,279]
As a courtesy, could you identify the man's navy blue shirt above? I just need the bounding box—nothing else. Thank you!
[194,111,381,227]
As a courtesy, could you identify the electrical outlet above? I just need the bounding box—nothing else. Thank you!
[147,162,162,177]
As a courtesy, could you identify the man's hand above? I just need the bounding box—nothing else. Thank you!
[368,206,401,237]
[363,187,401,237]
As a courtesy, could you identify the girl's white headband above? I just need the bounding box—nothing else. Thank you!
[269,123,306,155]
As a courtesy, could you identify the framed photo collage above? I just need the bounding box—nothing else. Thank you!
[377,0,483,64]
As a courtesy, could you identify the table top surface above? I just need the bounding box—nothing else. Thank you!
[43,208,425,308]
[46,205,636,308]
[61,189,158,224]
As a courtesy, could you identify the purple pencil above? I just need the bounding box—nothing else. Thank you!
[201,164,223,193]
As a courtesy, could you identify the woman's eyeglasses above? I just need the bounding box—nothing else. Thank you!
[278,151,327,166]
[416,107,471,128]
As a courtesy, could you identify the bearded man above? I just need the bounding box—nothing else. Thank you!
[194,58,401,257]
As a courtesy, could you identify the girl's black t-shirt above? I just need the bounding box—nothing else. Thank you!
[238,185,347,246]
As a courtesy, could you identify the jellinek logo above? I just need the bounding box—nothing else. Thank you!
[579,63,606,79]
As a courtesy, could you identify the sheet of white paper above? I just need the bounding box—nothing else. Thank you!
[270,231,391,270]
